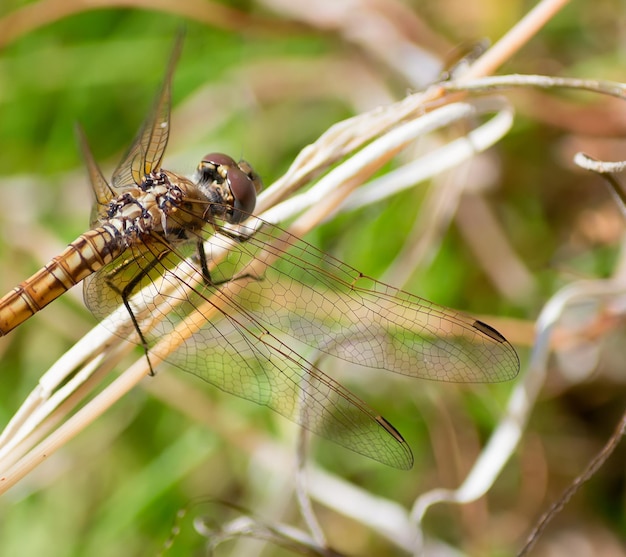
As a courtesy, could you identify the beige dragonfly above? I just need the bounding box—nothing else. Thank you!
[0,40,519,469]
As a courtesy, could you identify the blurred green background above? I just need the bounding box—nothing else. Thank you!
[1,0,626,556]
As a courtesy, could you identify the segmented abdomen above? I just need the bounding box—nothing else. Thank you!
[0,226,124,335]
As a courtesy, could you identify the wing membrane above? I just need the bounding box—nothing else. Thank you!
[75,124,116,227]
[83,234,414,469]
[111,36,183,189]
[83,204,518,467]
[184,214,520,383]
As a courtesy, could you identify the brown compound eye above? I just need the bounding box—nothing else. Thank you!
[236,159,264,195]
[225,165,257,224]
[201,152,259,224]
[201,152,237,170]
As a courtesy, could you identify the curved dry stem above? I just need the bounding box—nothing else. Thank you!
[409,278,626,555]
[575,152,626,219]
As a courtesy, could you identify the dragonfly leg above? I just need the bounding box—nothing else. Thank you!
[213,222,256,244]
[195,240,262,288]
[105,256,163,376]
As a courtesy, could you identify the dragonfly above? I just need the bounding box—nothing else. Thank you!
[0,39,519,470]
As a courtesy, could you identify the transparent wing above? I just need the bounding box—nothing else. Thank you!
[110,36,182,189]
[75,124,117,227]
[83,206,519,468]
[83,235,414,469]
[176,213,520,383]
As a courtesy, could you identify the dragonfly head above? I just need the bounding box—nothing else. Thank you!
[196,153,263,224]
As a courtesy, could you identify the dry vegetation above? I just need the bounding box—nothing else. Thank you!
[0,0,625,555]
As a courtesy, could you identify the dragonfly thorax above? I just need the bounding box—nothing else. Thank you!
[104,172,198,242]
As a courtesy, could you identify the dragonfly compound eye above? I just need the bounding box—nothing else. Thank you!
[225,165,257,224]
[201,152,237,170]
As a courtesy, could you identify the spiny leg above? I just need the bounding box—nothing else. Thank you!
[105,254,164,376]
[195,239,262,288]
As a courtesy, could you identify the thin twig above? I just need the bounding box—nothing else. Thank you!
[410,279,626,556]
[461,0,572,80]
[575,152,626,219]
[517,410,626,556]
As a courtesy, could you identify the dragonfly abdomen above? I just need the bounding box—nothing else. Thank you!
[0,225,126,336]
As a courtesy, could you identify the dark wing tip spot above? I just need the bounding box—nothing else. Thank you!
[376,415,406,443]
[472,319,507,343]
[375,415,414,470]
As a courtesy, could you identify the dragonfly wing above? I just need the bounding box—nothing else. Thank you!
[165,300,414,469]
[197,215,520,383]
[83,237,414,469]
[111,36,183,189]
[83,201,518,467]
[75,124,117,227]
